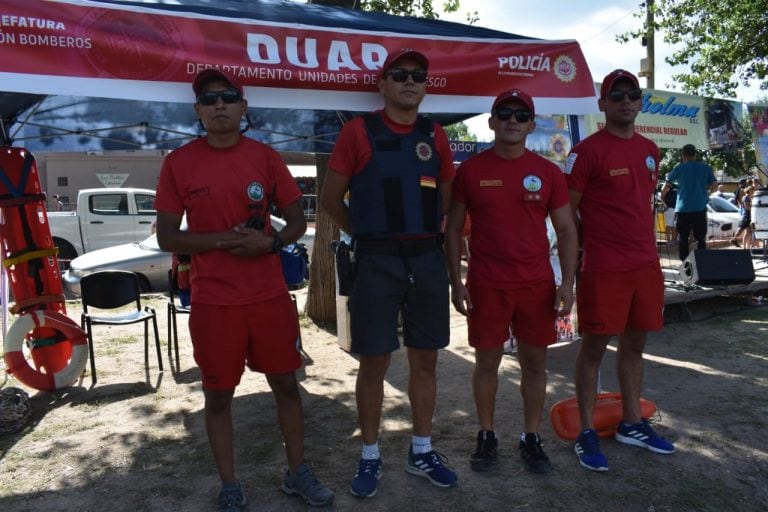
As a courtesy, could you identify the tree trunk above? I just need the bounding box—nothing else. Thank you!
[306,153,340,323]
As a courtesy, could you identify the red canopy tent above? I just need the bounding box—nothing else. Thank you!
[0,0,598,128]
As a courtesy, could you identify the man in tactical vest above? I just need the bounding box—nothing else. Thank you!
[322,49,457,498]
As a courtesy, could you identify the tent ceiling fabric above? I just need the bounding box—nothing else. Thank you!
[1,0,599,130]
[0,93,46,141]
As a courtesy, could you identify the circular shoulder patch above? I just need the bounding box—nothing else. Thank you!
[645,156,657,171]
[247,181,264,201]
[523,174,543,192]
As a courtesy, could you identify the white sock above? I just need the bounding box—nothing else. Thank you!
[412,435,432,454]
[362,442,380,460]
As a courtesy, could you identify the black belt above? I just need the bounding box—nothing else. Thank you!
[354,237,442,256]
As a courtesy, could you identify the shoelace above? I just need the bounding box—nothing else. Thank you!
[425,451,449,467]
[635,419,657,437]
[359,459,380,475]
[479,439,496,453]
[579,432,601,452]
[297,472,326,496]
[219,489,242,508]
[524,439,547,460]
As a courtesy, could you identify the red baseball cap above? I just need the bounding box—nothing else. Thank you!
[491,88,535,115]
[192,69,243,96]
[600,69,640,98]
[380,48,429,77]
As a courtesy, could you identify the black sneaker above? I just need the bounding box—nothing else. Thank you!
[470,430,497,472]
[519,433,552,474]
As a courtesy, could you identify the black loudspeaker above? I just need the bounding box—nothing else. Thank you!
[681,249,755,286]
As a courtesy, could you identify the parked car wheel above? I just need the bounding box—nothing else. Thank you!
[54,238,78,270]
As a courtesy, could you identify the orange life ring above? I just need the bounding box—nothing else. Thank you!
[549,392,657,441]
[3,310,88,391]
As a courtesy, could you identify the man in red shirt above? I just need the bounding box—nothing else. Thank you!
[445,89,578,474]
[322,49,457,498]
[155,69,333,511]
[565,69,675,472]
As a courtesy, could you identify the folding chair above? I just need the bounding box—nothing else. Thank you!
[80,270,162,385]
[166,269,190,370]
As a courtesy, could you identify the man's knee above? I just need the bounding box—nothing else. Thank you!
[267,372,300,400]
[359,354,391,381]
[408,348,438,373]
[204,389,235,414]
[578,335,611,363]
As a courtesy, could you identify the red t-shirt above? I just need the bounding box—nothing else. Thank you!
[155,136,302,305]
[565,129,660,272]
[328,110,455,182]
[452,148,569,288]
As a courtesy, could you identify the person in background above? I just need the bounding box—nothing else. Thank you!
[321,48,457,498]
[741,184,757,250]
[565,69,675,472]
[661,144,717,261]
[155,69,333,512]
[444,88,578,474]
[732,178,749,246]
[53,194,64,211]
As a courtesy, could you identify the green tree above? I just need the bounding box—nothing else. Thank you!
[309,1,471,20]
[358,0,461,18]
[443,121,476,141]
[620,0,768,98]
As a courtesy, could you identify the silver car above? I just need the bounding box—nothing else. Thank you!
[63,216,315,297]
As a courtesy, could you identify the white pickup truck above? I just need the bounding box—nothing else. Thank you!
[49,188,156,264]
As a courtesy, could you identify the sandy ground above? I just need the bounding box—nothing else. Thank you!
[1,289,767,512]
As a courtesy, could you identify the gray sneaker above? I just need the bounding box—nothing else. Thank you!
[282,463,335,507]
[218,483,245,512]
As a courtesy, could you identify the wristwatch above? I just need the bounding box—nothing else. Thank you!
[271,233,284,253]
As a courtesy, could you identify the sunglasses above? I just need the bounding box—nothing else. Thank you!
[493,108,533,123]
[606,88,643,102]
[386,68,428,83]
[197,89,242,106]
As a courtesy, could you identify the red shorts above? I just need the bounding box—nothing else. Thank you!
[189,293,301,390]
[577,262,664,335]
[467,282,557,349]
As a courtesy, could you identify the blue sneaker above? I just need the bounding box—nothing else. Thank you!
[218,482,246,512]
[405,448,458,488]
[615,418,675,454]
[351,458,382,498]
[574,429,609,472]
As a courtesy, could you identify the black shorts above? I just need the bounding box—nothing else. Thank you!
[349,248,450,356]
